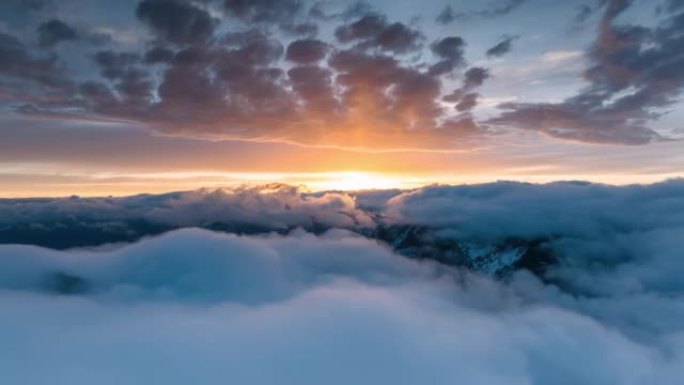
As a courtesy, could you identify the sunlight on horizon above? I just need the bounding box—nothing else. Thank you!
[304,172,428,191]
[1,169,683,198]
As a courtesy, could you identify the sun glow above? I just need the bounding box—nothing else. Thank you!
[306,172,421,191]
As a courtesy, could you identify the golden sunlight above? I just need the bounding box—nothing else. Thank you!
[305,172,424,191]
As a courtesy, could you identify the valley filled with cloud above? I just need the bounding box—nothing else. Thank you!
[1,180,683,384]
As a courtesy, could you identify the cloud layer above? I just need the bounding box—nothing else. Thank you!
[1,225,683,384]
[2,180,684,382]
[0,184,373,248]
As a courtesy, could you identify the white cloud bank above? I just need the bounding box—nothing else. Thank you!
[0,184,374,230]
[1,228,683,384]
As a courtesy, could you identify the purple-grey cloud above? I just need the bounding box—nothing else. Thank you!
[335,13,424,54]
[429,36,466,76]
[488,0,684,144]
[485,35,517,58]
[1,0,682,148]
[286,39,329,63]
[136,0,217,45]
[36,19,79,48]
[224,0,303,23]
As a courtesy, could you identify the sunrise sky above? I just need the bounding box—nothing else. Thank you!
[3,2,684,382]
[1,0,683,196]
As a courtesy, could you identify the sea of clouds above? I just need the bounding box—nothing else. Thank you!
[1,180,684,384]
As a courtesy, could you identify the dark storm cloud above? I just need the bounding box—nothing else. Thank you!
[485,35,517,58]
[36,19,79,48]
[286,39,329,63]
[335,13,423,54]
[136,0,217,45]
[489,0,684,144]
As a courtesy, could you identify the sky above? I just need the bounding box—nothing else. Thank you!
[1,0,683,196]
[1,2,684,378]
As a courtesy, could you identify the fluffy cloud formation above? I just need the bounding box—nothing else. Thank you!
[285,39,329,63]
[0,184,373,248]
[1,0,468,149]
[1,181,684,382]
[382,180,684,241]
[1,0,681,148]
[377,180,684,283]
[2,179,684,289]
[136,0,218,45]
[1,226,683,384]
[334,13,423,54]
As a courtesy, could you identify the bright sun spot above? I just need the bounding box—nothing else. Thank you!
[309,172,411,191]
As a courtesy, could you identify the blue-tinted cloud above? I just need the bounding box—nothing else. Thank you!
[0,224,683,384]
